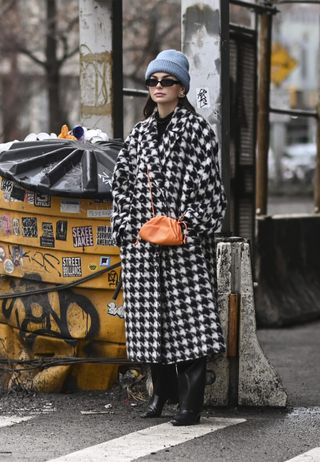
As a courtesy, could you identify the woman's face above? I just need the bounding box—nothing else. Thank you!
[147,72,185,106]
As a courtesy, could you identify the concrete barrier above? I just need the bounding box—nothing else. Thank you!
[206,237,287,407]
[255,215,320,327]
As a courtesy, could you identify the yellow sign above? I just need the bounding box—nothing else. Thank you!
[271,43,297,86]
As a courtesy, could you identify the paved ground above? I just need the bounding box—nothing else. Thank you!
[1,320,320,461]
[257,320,320,407]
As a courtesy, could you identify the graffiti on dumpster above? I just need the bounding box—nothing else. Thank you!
[28,251,61,277]
[17,248,61,277]
[1,274,100,348]
[107,270,119,288]
[107,301,125,319]
[5,246,62,277]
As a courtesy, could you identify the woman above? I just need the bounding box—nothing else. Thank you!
[112,49,226,426]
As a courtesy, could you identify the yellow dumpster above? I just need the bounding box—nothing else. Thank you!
[0,137,126,392]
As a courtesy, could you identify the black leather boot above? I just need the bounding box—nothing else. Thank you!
[171,357,207,426]
[142,364,178,418]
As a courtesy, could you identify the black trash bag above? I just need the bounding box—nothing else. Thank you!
[0,138,123,199]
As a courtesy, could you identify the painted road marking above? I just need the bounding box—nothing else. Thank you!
[47,417,246,462]
[285,448,320,461]
[0,416,33,428]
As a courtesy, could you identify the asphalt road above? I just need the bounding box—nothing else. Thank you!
[1,321,320,462]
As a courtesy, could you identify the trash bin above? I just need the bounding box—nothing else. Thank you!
[0,138,126,392]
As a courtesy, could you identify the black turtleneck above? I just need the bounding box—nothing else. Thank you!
[156,111,174,141]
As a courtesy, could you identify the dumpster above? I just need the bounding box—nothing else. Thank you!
[0,135,126,392]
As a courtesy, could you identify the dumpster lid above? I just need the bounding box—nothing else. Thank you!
[0,138,123,199]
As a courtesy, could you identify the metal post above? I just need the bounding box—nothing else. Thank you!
[227,241,241,406]
[112,0,123,140]
[314,102,320,212]
[220,0,231,234]
[256,11,273,216]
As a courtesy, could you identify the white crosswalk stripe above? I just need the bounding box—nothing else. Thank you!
[284,448,320,462]
[0,415,34,428]
[46,417,246,462]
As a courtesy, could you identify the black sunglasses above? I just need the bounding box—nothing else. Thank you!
[145,78,181,88]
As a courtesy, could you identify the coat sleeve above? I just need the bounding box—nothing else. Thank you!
[181,120,227,237]
[111,126,139,246]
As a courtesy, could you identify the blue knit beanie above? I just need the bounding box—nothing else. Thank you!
[145,49,190,93]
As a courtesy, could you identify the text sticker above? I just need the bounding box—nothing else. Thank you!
[62,257,82,277]
[72,226,94,247]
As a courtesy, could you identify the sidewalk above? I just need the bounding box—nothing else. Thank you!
[257,320,320,407]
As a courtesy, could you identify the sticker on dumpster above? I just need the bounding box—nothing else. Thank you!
[25,192,35,204]
[61,200,80,214]
[3,258,14,274]
[107,270,119,287]
[11,245,23,266]
[1,179,13,193]
[0,215,11,235]
[34,193,51,208]
[72,226,94,248]
[97,226,113,246]
[107,301,125,319]
[62,257,82,277]
[0,246,6,261]
[56,220,68,241]
[40,222,55,248]
[100,256,111,267]
[12,218,20,236]
[89,264,97,271]
[22,217,38,238]
[10,185,25,202]
[87,209,112,218]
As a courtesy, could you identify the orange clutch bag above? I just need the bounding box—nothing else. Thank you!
[138,167,187,246]
[139,215,184,246]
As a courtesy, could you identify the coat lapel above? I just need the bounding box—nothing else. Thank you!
[138,113,167,213]
[161,106,189,164]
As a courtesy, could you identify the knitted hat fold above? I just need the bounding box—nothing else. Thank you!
[145,49,190,93]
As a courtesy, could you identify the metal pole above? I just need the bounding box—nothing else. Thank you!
[256,11,273,216]
[112,0,123,139]
[220,0,231,234]
[314,10,320,213]
[314,103,320,212]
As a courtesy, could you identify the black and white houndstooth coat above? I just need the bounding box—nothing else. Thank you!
[112,106,227,364]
